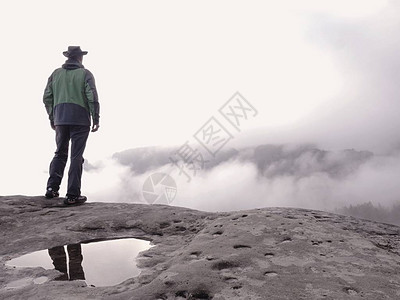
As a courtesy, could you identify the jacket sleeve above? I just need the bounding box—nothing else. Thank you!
[43,73,54,122]
[84,70,100,125]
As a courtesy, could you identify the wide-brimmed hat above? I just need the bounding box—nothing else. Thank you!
[63,46,88,58]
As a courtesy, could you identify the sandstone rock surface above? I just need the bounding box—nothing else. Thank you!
[1,196,400,299]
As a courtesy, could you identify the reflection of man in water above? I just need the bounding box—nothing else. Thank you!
[48,244,85,281]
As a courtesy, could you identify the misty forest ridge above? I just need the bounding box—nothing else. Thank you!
[104,143,400,226]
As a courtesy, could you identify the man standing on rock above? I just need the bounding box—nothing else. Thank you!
[43,46,100,205]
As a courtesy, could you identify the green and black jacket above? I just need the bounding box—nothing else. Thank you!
[43,58,100,126]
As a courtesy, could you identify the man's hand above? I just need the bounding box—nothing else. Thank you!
[50,120,55,130]
[91,124,100,132]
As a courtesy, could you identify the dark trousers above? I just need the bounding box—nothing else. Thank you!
[48,244,85,281]
[47,125,90,197]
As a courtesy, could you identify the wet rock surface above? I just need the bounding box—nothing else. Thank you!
[1,195,400,299]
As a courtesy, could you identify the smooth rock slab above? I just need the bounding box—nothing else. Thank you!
[0,196,400,299]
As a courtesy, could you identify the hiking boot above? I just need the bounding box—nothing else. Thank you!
[45,188,59,199]
[64,195,87,205]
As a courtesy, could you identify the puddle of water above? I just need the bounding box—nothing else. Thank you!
[33,276,49,285]
[6,238,152,287]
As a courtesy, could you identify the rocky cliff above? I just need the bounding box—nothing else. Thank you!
[1,196,400,299]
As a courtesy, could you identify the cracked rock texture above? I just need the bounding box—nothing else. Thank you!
[1,196,400,299]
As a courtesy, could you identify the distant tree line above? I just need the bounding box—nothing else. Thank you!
[337,202,400,226]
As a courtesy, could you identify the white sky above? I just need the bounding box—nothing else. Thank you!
[0,0,392,196]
